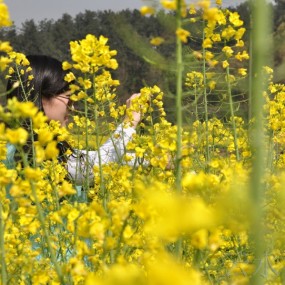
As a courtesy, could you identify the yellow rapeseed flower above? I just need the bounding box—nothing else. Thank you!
[229,11,244,27]
[0,0,12,27]
[198,0,210,10]
[0,41,12,52]
[208,59,219,67]
[226,74,235,83]
[160,0,176,10]
[238,68,247,76]
[58,181,76,197]
[222,46,234,57]
[36,128,54,145]
[8,51,29,65]
[6,128,28,145]
[145,252,204,285]
[202,38,213,48]
[234,27,246,40]
[208,80,216,90]
[212,33,221,42]
[68,34,118,74]
[140,6,155,16]
[189,4,196,15]
[193,51,203,60]
[176,28,190,43]
[221,25,236,40]
[235,51,249,61]
[0,55,12,71]
[32,111,48,129]
[45,141,59,160]
[203,7,219,22]
[7,98,38,118]
[205,51,214,60]
[150,37,165,46]
[222,60,229,68]
[24,167,43,181]
[236,39,244,47]
[62,61,72,70]
[263,66,273,74]
[64,72,76,82]
[185,71,204,88]
[191,229,208,249]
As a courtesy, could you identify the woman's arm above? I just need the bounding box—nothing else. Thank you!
[66,94,142,185]
[66,123,136,184]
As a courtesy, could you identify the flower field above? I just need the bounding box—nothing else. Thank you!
[1,0,285,284]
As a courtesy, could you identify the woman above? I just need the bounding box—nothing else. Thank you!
[5,54,141,186]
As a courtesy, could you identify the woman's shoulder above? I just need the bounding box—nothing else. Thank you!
[2,143,16,168]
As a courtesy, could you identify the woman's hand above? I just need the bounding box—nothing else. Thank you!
[124,93,142,128]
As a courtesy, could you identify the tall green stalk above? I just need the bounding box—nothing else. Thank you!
[249,0,272,284]
[248,14,253,121]
[84,96,90,195]
[18,151,65,284]
[0,197,7,285]
[202,25,210,164]
[174,0,183,258]
[194,86,199,122]
[90,75,116,263]
[30,182,65,283]
[175,0,183,193]
[91,75,106,210]
[226,66,240,161]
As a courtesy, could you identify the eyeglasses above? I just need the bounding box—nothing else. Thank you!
[56,92,74,110]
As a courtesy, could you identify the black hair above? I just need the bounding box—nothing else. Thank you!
[6,54,70,112]
[6,54,73,164]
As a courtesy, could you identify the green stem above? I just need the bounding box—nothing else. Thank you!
[91,75,106,210]
[202,25,210,164]
[30,182,65,284]
[226,66,240,161]
[175,0,183,193]
[248,14,253,122]
[84,97,90,196]
[19,151,65,284]
[194,86,199,122]
[91,75,115,263]
[174,0,183,258]
[113,212,131,262]
[30,118,37,168]
[249,0,272,284]
[0,196,7,285]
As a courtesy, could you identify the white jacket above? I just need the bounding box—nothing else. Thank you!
[66,123,136,185]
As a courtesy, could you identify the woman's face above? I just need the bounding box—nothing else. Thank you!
[42,91,72,127]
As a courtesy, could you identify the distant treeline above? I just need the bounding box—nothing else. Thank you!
[1,1,284,118]
[1,9,177,102]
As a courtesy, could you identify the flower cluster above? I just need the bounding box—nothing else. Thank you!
[0,0,13,71]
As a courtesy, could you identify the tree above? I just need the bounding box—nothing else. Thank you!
[16,20,42,54]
